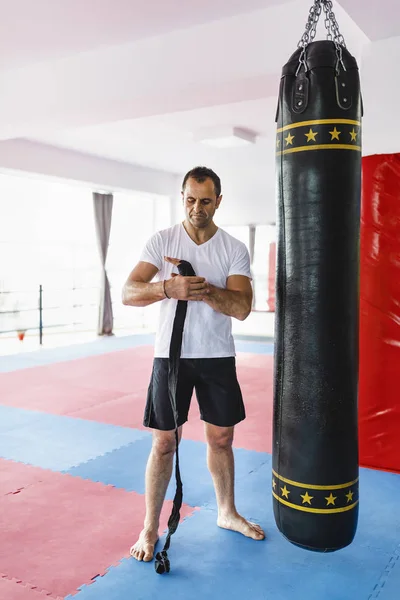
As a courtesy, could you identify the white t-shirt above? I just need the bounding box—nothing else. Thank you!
[139,223,252,359]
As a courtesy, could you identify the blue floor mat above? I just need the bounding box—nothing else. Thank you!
[66,463,400,600]
[0,404,45,434]
[66,437,269,508]
[373,544,400,599]
[0,405,149,471]
[234,340,274,354]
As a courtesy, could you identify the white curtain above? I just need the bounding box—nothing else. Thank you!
[93,192,114,335]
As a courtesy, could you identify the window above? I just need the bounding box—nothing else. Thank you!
[222,226,250,250]
[107,191,171,333]
[0,174,98,337]
[219,224,276,311]
[0,173,172,340]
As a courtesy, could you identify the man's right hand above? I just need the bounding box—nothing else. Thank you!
[164,274,210,301]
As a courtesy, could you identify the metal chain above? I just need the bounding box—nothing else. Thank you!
[324,5,332,41]
[297,1,322,49]
[322,0,346,47]
[297,0,346,50]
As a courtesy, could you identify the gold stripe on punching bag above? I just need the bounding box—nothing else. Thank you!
[272,470,359,514]
[276,120,362,155]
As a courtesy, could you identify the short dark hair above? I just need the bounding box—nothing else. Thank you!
[182,166,221,198]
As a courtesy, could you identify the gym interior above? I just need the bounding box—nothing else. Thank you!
[0,2,399,599]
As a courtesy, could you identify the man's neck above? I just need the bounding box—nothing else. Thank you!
[182,220,218,245]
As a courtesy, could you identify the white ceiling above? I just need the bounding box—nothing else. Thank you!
[34,98,277,173]
[0,0,283,70]
[1,0,400,223]
[339,0,400,41]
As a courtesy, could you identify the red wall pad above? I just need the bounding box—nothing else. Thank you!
[359,154,400,473]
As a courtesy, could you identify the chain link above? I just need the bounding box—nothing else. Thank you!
[322,1,346,47]
[297,0,346,49]
[297,1,322,49]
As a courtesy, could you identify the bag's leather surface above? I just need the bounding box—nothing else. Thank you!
[273,40,362,551]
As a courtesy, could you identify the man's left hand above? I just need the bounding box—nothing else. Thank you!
[164,256,211,300]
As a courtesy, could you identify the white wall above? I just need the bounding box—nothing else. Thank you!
[172,162,277,227]
[360,35,400,156]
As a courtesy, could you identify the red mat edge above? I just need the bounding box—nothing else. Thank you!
[0,510,201,600]
[1,473,200,599]
[0,574,63,599]
[65,507,202,598]
[359,461,400,476]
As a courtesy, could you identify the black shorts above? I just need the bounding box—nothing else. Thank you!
[143,357,246,430]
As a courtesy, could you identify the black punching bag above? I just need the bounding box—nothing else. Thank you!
[273,1,362,551]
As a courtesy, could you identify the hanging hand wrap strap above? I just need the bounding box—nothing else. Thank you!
[155,259,196,574]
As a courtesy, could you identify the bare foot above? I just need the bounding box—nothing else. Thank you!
[130,529,159,562]
[217,512,265,540]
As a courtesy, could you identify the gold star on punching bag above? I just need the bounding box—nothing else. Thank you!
[276,138,280,149]
[305,128,318,142]
[300,491,313,505]
[325,493,337,506]
[349,128,358,141]
[329,127,341,140]
[285,132,295,146]
[346,490,354,503]
[281,485,290,498]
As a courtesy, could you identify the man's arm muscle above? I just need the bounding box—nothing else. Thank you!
[202,275,253,321]
[122,261,164,307]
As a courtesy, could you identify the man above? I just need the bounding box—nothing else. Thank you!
[122,166,265,563]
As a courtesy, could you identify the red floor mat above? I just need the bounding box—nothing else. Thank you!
[0,466,197,598]
[68,353,273,452]
[0,575,63,600]
[0,347,273,453]
[1,382,120,418]
[0,458,56,496]
[0,346,155,410]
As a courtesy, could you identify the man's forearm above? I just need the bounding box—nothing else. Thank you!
[122,280,166,307]
[202,285,252,321]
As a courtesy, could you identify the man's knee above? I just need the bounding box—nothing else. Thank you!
[206,425,234,451]
[151,427,182,456]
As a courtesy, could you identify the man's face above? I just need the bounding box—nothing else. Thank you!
[182,177,222,229]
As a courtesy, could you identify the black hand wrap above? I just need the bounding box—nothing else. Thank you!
[155,260,196,574]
